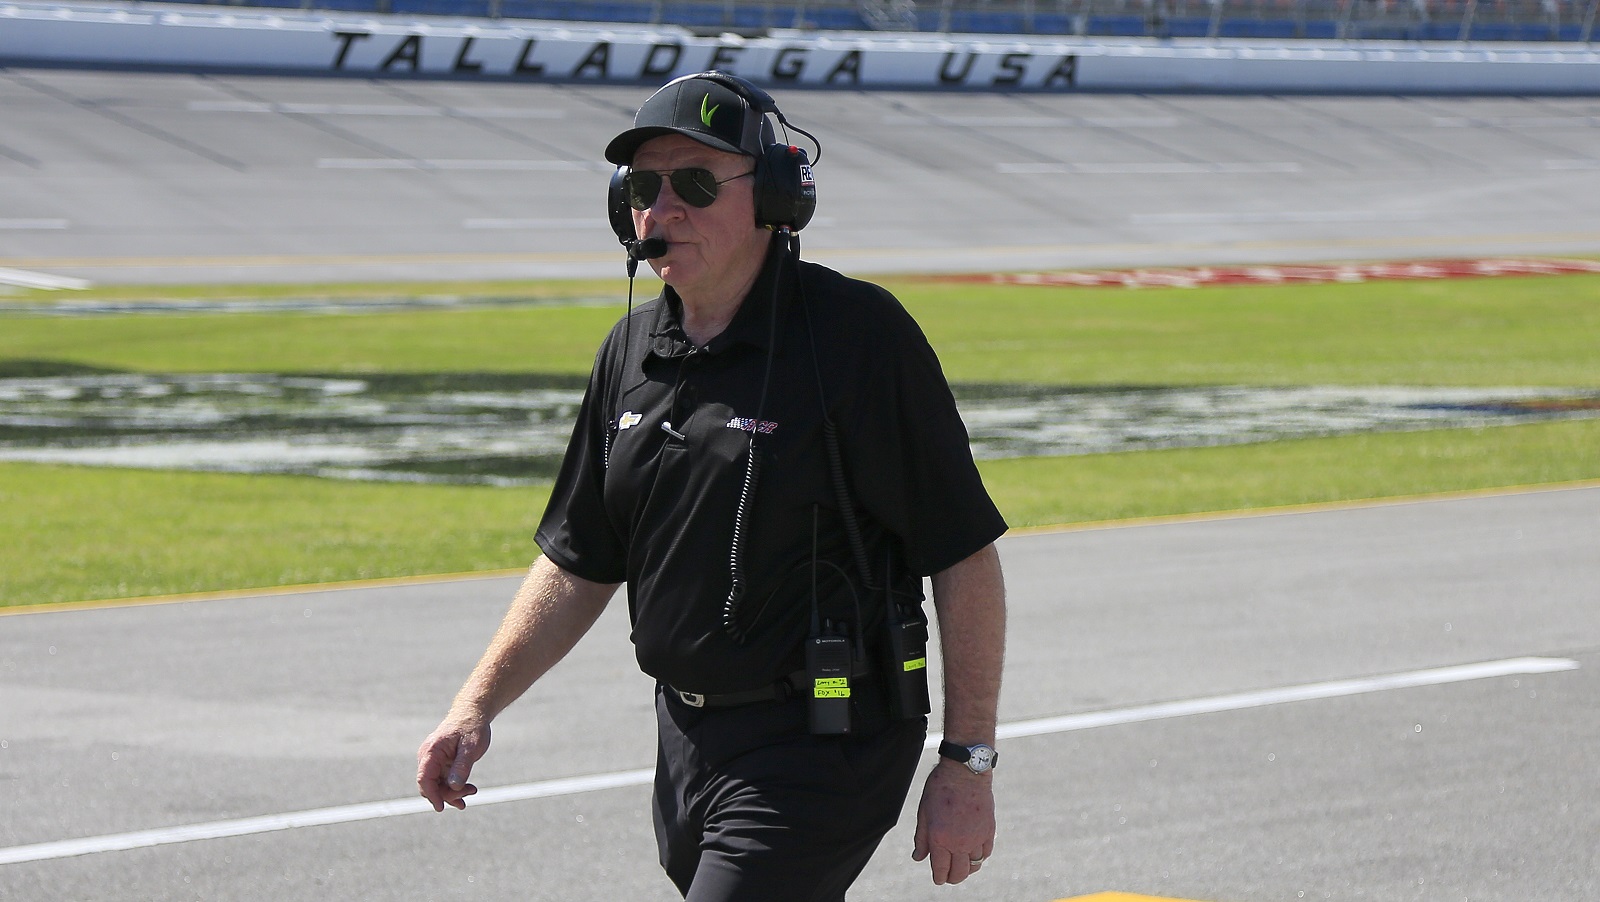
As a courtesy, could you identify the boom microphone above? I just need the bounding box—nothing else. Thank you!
[629,237,668,260]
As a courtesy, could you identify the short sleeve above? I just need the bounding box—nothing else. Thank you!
[534,335,629,585]
[841,299,1007,576]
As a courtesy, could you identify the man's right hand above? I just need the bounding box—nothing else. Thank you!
[413,558,618,814]
[416,718,490,812]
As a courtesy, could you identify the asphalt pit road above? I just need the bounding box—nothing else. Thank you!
[0,374,1596,485]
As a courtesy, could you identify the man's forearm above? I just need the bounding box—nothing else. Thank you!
[451,555,619,723]
[929,544,1006,743]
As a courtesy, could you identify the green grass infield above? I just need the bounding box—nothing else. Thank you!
[2,271,1597,609]
[3,420,1597,609]
[5,273,1599,386]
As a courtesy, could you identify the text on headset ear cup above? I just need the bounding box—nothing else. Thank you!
[754,143,816,232]
[608,167,637,246]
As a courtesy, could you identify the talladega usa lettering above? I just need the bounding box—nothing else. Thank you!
[328,33,1079,89]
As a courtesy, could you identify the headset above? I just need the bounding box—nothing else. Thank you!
[607,70,819,262]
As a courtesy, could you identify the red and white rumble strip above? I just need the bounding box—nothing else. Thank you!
[950,258,1600,289]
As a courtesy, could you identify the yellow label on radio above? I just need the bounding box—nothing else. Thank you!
[814,677,851,698]
[903,657,927,672]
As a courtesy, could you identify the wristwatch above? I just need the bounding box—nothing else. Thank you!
[938,740,998,775]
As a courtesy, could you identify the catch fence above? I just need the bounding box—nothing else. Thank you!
[155,0,1600,41]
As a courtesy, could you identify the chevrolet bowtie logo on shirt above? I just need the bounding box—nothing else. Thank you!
[726,417,778,435]
[618,411,643,430]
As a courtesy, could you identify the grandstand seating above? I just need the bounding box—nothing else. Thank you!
[151,0,1599,42]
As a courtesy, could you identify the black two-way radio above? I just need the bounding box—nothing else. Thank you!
[804,506,854,735]
[806,626,854,735]
[878,550,932,721]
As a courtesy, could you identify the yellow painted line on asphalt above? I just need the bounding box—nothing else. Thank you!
[1005,477,1600,538]
[1059,894,1214,902]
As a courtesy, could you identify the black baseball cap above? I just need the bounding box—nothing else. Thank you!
[605,72,774,165]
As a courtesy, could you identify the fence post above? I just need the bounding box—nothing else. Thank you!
[1337,0,1356,38]
[1457,0,1475,40]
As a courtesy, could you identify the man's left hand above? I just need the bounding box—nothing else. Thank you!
[911,761,996,885]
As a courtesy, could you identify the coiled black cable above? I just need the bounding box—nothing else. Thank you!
[721,440,762,644]
[721,233,789,643]
[604,269,643,471]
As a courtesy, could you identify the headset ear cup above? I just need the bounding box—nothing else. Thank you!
[608,167,637,246]
[754,144,816,232]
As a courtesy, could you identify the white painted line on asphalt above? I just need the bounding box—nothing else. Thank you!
[998,162,1302,174]
[884,115,1179,128]
[988,656,1579,742]
[471,216,836,231]
[0,768,656,867]
[1433,116,1600,128]
[0,267,91,290]
[316,158,606,171]
[190,101,439,116]
[462,218,607,230]
[190,101,563,119]
[1131,210,1424,225]
[0,656,1576,867]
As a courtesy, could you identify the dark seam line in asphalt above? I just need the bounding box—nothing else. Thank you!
[10,72,249,173]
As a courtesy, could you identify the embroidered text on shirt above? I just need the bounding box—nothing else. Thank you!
[726,417,778,435]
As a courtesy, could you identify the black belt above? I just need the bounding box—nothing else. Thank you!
[668,662,875,709]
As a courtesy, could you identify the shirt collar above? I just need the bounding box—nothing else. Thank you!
[648,236,793,360]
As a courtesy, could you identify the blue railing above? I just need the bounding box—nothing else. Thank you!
[153,0,1600,41]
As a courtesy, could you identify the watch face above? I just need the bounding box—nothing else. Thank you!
[967,745,997,774]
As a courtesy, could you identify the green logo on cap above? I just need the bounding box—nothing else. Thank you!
[700,93,719,128]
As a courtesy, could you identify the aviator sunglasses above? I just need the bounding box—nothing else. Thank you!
[623,167,755,211]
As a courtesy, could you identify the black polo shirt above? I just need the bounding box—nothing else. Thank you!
[535,241,1007,694]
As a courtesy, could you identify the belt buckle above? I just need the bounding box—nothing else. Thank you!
[676,689,706,708]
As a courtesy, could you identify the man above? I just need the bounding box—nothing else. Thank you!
[417,71,1007,900]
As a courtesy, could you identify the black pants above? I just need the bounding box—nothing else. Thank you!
[652,683,927,902]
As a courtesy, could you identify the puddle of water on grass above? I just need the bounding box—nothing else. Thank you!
[0,373,586,485]
[954,384,1600,458]
[0,374,1596,485]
